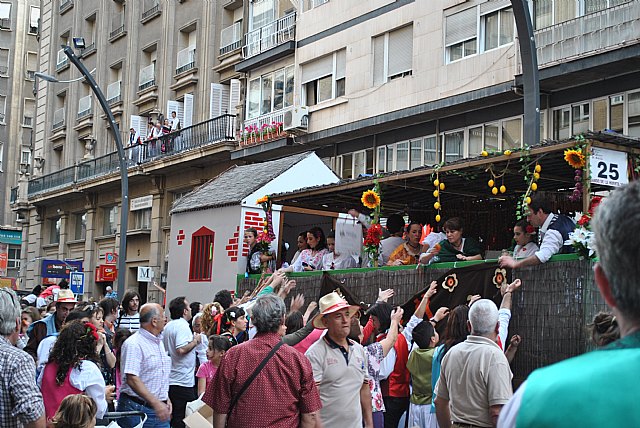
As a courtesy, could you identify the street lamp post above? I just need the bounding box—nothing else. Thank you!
[40,45,129,298]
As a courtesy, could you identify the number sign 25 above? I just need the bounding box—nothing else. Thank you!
[590,148,628,188]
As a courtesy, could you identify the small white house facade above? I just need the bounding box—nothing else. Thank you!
[166,152,339,304]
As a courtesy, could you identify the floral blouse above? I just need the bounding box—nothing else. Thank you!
[365,342,386,412]
[291,248,328,272]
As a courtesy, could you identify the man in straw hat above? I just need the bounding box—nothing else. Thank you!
[306,291,374,428]
[24,288,77,361]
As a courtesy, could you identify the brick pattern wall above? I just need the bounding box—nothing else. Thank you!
[226,226,240,262]
[242,211,264,257]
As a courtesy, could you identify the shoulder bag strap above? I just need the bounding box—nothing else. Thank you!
[227,341,284,415]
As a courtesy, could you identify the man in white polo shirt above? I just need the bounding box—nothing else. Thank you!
[306,292,374,428]
[163,296,201,428]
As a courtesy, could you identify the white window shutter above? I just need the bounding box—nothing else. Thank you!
[301,54,333,84]
[167,100,181,123]
[130,115,146,142]
[229,79,241,116]
[209,83,223,119]
[373,35,385,86]
[183,93,194,128]
[388,25,413,78]
[445,7,478,47]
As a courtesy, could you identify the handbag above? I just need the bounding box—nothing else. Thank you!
[227,341,284,417]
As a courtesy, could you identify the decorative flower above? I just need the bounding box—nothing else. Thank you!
[256,195,269,204]
[493,268,507,289]
[564,149,586,169]
[84,322,100,341]
[442,274,459,292]
[525,225,535,234]
[361,190,381,209]
[565,227,597,260]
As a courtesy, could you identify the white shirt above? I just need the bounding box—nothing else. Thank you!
[163,317,197,387]
[36,335,57,373]
[38,360,107,418]
[322,252,358,270]
[514,242,539,259]
[171,118,181,131]
[534,214,565,263]
[379,314,422,379]
[196,333,208,365]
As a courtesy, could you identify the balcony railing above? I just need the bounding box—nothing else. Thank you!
[142,1,161,21]
[106,81,121,106]
[138,64,155,91]
[52,107,65,130]
[80,42,96,57]
[10,186,17,204]
[77,95,92,119]
[220,22,242,55]
[243,12,296,59]
[0,112,5,123]
[175,46,196,75]
[56,49,69,71]
[528,1,639,68]
[28,114,237,197]
[110,25,125,39]
[240,107,292,146]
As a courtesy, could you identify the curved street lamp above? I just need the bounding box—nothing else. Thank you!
[36,45,129,299]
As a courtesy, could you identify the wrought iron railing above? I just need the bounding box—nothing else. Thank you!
[220,22,242,55]
[28,114,237,197]
[110,25,125,39]
[142,2,160,20]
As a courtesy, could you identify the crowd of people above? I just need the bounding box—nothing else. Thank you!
[1,183,638,428]
[127,111,182,164]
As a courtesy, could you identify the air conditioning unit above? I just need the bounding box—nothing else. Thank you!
[283,106,309,134]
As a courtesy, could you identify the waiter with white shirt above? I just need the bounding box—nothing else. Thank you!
[499,196,575,269]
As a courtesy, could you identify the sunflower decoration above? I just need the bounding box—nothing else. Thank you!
[361,189,381,210]
[564,148,586,169]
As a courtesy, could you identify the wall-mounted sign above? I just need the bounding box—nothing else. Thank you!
[69,271,85,295]
[95,265,117,282]
[105,252,117,264]
[131,195,153,211]
[0,229,21,245]
[0,243,7,277]
[137,266,154,282]
[41,259,83,279]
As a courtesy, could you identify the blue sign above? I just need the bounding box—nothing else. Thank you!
[41,259,83,279]
[0,229,21,245]
[69,271,85,295]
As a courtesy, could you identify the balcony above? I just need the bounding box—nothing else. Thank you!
[28,114,237,197]
[23,116,33,128]
[243,12,296,59]
[240,107,292,147]
[52,108,65,131]
[79,42,96,58]
[107,81,122,107]
[59,0,73,14]
[220,22,242,56]
[138,64,156,92]
[56,49,69,72]
[0,18,10,30]
[141,1,161,23]
[175,46,196,75]
[109,25,125,41]
[528,1,640,69]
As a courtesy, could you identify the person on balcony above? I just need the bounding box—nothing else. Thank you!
[323,230,357,270]
[127,127,142,165]
[283,227,328,272]
[387,221,423,266]
[421,217,483,264]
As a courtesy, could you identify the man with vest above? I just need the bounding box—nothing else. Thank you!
[498,181,640,428]
[499,195,575,269]
[24,289,77,361]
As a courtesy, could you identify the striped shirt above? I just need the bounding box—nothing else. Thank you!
[120,328,171,401]
[116,313,140,332]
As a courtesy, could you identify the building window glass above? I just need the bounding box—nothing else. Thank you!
[628,91,640,137]
[396,142,409,171]
[572,103,590,135]
[424,136,438,165]
[50,218,61,244]
[410,139,422,170]
[189,227,214,282]
[8,246,20,269]
[553,107,571,140]
[443,131,464,163]
[502,118,522,149]
[103,206,118,235]
[377,146,386,173]
[341,153,353,179]
[609,95,624,133]
[482,7,514,51]
[302,50,346,106]
[132,208,151,230]
[373,25,413,85]
[74,212,86,240]
[250,0,274,31]
[247,65,294,119]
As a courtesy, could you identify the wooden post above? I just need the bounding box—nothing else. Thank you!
[583,141,591,213]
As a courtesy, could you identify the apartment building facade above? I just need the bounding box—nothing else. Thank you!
[0,0,40,283]
[13,0,244,299]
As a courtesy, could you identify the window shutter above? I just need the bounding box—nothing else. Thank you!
[335,49,346,80]
[445,7,478,46]
[388,25,413,77]
[229,79,241,115]
[373,34,385,86]
[30,7,39,28]
[301,54,333,84]
[0,3,10,20]
[130,115,147,142]
[183,93,194,128]
[209,83,223,119]
[480,0,511,14]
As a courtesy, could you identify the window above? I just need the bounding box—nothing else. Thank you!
[445,7,477,62]
[443,131,464,163]
[74,212,86,240]
[110,2,125,40]
[0,94,5,123]
[572,103,590,135]
[302,50,346,106]
[553,107,571,139]
[249,0,274,31]
[305,0,329,11]
[49,218,61,244]
[132,208,151,230]
[23,99,35,127]
[0,47,7,76]
[28,6,39,34]
[20,148,30,166]
[376,137,437,172]
[482,6,514,51]
[553,104,588,139]
[7,246,20,269]
[0,2,11,30]
[628,92,640,137]
[609,95,624,133]
[0,142,3,171]
[592,98,607,132]
[176,25,197,74]
[339,150,373,178]
[82,13,97,54]
[103,206,118,235]
[424,136,438,165]
[502,118,522,149]
[373,25,413,85]
[533,0,577,29]
[139,44,157,91]
[25,52,37,80]
[189,226,214,282]
[246,66,294,119]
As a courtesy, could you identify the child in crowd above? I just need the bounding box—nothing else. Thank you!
[196,335,233,395]
[322,230,357,270]
[512,219,539,259]
[407,320,439,428]
[51,394,97,428]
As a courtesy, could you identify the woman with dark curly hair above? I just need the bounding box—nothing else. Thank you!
[39,320,111,421]
[211,306,248,346]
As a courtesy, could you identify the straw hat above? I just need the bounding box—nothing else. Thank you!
[312,291,360,329]
[56,289,78,304]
